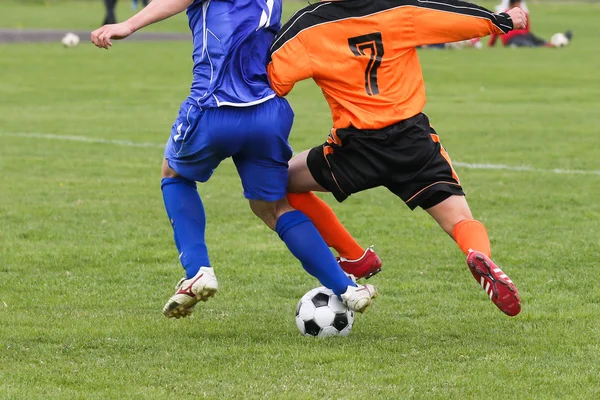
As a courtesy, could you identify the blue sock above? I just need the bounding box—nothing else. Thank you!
[276,210,356,296]
[161,177,210,278]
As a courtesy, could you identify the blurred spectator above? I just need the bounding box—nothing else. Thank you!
[419,39,482,51]
[496,0,528,13]
[103,0,118,25]
[131,0,149,10]
[489,0,572,48]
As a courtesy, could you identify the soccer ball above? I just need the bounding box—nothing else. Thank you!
[61,33,80,48]
[296,287,354,337]
[550,33,569,48]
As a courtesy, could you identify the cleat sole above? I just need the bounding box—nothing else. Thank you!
[196,288,217,302]
[364,268,382,280]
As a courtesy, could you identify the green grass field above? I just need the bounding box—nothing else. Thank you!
[1,0,600,398]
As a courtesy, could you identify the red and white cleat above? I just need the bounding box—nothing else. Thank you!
[338,247,382,280]
[467,251,521,316]
[163,266,218,318]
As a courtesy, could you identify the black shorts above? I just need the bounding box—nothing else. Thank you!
[307,113,464,210]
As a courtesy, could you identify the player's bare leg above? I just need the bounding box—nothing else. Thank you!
[248,197,295,231]
[425,195,521,316]
[424,195,474,238]
[287,150,325,193]
[287,151,382,279]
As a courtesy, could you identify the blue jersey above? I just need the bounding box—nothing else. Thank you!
[186,0,281,108]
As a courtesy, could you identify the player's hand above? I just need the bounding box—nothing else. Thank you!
[505,7,528,30]
[91,22,135,49]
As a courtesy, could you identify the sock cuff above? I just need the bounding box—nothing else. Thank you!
[453,219,486,239]
[161,177,197,190]
[275,210,310,240]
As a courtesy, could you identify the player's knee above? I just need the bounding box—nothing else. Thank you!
[249,200,277,229]
[425,194,473,236]
[439,213,472,237]
[249,198,294,230]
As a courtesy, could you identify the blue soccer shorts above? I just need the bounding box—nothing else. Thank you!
[164,96,294,202]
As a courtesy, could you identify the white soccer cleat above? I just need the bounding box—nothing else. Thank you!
[341,284,378,313]
[162,266,218,318]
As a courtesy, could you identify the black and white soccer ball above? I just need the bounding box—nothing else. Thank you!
[296,287,354,337]
[550,32,569,47]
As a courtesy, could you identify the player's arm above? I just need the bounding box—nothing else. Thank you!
[91,0,193,49]
[267,35,313,96]
[408,0,527,47]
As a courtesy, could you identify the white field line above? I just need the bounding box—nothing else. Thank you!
[452,162,600,176]
[1,132,164,149]
[2,131,600,176]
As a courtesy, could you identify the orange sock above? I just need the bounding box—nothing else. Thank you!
[452,219,491,258]
[287,192,364,260]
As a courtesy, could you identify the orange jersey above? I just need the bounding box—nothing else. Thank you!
[268,0,513,130]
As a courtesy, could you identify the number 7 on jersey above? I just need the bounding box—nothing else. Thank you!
[348,32,385,96]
